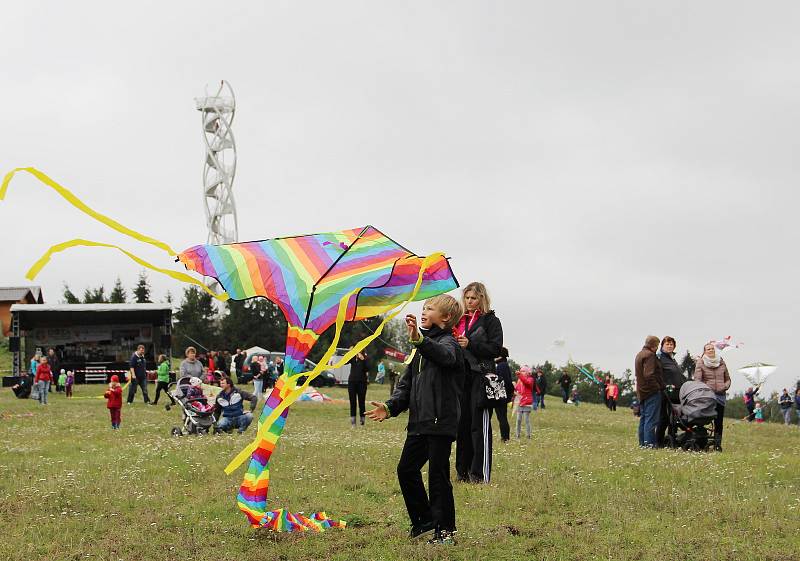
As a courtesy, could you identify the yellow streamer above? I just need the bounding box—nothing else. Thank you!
[224,252,443,475]
[25,239,228,302]
[1,167,177,255]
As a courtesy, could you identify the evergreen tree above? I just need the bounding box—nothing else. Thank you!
[173,287,218,351]
[680,351,696,379]
[133,270,152,303]
[109,277,127,303]
[62,284,80,304]
[164,290,173,304]
[83,286,108,303]
[219,299,287,351]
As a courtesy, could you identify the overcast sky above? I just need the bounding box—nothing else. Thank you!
[2,1,798,393]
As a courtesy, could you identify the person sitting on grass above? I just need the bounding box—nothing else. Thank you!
[366,294,464,545]
[213,376,258,434]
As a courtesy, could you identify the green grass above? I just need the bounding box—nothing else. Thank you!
[1,384,798,561]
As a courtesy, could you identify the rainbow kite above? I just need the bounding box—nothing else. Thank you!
[1,167,459,532]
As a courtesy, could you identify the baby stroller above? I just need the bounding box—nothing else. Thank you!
[167,376,217,436]
[665,381,718,451]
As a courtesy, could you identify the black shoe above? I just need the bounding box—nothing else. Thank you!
[456,473,469,483]
[409,521,437,541]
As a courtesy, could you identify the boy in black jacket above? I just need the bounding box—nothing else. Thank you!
[367,294,464,544]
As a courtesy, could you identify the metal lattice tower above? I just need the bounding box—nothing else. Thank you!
[195,80,239,245]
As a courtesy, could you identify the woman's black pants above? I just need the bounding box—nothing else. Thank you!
[348,381,367,419]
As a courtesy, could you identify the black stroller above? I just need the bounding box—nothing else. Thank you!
[664,381,718,451]
[167,376,217,436]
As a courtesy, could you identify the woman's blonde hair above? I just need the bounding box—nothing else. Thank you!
[462,282,491,314]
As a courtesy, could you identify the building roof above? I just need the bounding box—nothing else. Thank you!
[0,286,43,304]
[10,303,172,330]
[10,303,171,313]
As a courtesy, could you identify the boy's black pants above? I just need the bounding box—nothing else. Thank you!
[397,434,456,533]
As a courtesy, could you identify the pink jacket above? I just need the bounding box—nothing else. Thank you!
[516,373,534,407]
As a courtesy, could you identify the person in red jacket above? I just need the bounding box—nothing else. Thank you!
[606,379,620,411]
[104,375,123,429]
[515,366,534,438]
[35,356,53,405]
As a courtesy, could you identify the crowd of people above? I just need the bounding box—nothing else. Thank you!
[8,281,800,547]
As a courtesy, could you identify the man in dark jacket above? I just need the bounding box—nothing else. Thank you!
[233,349,246,382]
[366,295,464,543]
[558,372,572,403]
[635,336,665,448]
[127,344,151,404]
[779,389,793,425]
[214,376,258,434]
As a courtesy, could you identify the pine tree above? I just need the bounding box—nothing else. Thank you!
[133,270,152,303]
[83,286,108,303]
[62,284,80,304]
[680,351,696,379]
[109,277,127,303]
[173,287,218,351]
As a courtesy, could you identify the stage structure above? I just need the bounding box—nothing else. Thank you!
[195,81,239,246]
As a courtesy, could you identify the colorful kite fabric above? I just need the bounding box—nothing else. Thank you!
[178,226,459,529]
[713,336,743,352]
[177,226,457,375]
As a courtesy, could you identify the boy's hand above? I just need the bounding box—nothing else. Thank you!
[405,315,421,341]
[366,401,389,422]
[457,336,469,348]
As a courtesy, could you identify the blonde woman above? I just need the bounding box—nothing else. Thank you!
[692,342,731,451]
[454,282,503,483]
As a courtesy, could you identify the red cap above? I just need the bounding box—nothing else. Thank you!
[110,375,119,382]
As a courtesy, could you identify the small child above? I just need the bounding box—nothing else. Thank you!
[57,369,67,393]
[515,366,533,439]
[104,375,123,429]
[186,377,213,413]
[606,379,619,411]
[754,402,764,423]
[569,386,581,406]
[65,370,74,398]
[366,295,464,545]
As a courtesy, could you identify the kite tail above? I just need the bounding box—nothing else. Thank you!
[24,239,227,302]
[1,167,176,255]
[1,167,224,300]
[226,253,444,531]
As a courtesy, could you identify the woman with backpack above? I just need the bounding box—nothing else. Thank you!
[454,282,503,484]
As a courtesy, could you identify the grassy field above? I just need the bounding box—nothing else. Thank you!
[0,383,798,561]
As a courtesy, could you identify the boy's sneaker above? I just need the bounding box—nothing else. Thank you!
[409,521,437,541]
[428,529,456,545]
